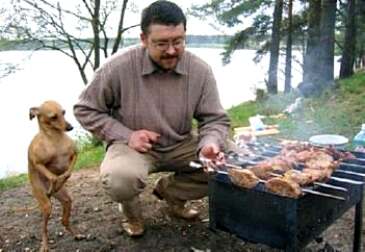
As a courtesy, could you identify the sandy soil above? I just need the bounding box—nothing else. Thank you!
[0,167,362,252]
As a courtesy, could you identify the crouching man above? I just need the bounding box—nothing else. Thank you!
[74,0,235,237]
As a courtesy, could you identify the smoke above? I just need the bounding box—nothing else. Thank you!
[258,92,330,141]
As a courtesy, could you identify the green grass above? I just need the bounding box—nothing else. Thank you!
[227,71,365,142]
[279,72,365,140]
[228,101,258,128]
[0,173,28,192]
[73,134,106,171]
[74,145,105,171]
[1,71,364,192]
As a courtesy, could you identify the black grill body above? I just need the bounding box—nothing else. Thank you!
[208,151,365,252]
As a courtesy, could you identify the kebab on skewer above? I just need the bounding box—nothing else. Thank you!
[228,168,260,189]
[232,145,347,198]
[194,141,354,199]
[227,167,344,200]
[279,142,355,162]
[227,167,301,198]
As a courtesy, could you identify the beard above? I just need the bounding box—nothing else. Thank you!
[161,54,178,60]
[157,54,180,70]
[148,49,183,71]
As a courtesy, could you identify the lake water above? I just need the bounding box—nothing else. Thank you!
[0,47,338,178]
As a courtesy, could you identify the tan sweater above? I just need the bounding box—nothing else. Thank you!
[74,46,230,152]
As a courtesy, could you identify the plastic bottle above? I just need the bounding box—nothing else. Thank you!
[353,124,365,152]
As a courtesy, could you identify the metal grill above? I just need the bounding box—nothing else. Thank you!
[208,143,365,252]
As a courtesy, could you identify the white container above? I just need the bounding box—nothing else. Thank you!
[309,134,349,148]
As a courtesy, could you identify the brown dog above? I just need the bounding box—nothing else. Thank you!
[28,100,83,252]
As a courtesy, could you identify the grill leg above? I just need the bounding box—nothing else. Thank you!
[353,196,363,252]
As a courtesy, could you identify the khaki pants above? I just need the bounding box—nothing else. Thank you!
[100,135,210,205]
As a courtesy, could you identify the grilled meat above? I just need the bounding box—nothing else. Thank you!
[249,156,295,179]
[323,146,356,160]
[302,168,332,182]
[280,142,312,154]
[228,168,259,189]
[283,168,332,185]
[265,177,302,198]
[283,170,314,186]
[281,143,354,162]
[227,141,355,198]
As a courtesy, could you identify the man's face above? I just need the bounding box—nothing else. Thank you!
[141,23,185,71]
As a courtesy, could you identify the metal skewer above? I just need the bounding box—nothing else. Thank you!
[308,182,348,192]
[248,146,365,177]
[190,161,346,200]
[250,174,346,201]
[329,176,364,185]
[334,169,365,177]
[231,152,364,186]
[300,188,346,200]
[268,172,348,192]
[226,156,350,191]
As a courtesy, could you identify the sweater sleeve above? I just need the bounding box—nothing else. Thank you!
[194,66,230,152]
[73,62,133,145]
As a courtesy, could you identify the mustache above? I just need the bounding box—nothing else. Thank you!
[161,55,178,60]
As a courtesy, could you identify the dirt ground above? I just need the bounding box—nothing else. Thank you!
[0,167,363,252]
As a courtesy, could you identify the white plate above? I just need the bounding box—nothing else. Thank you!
[309,134,349,147]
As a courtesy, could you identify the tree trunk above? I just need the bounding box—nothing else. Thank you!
[317,0,337,87]
[112,0,129,54]
[92,0,101,70]
[284,0,293,93]
[267,0,283,94]
[303,0,321,87]
[355,0,365,70]
[340,0,357,78]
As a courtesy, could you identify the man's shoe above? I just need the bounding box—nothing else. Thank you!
[153,177,200,220]
[169,204,200,220]
[121,220,144,237]
[119,199,144,237]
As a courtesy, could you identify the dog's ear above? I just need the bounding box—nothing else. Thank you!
[29,107,39,120]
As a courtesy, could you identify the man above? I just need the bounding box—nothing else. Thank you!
[74,0,232,237]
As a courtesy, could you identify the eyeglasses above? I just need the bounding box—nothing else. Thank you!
[151,38,185,51]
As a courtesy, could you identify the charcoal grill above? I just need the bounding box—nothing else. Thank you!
[208,143,365,252]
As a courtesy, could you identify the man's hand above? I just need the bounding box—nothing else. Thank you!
[128,129,160,153]
[200,143,223,161]
[199,143,225,172]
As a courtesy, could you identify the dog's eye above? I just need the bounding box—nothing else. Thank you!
[62,110,65,115]
[50,114,58,120]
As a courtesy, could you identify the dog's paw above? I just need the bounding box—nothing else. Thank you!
[40,243,49,252]
[46,183,55,197]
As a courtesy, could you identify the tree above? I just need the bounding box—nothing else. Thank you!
[7,0,138,84]
[191,0,307,94]
[284,0,293,93]
[267,0,283,94]
[340,0,357,78]
[354,0,365,70]
[301,0,338,96]
[302,0,322,90]
[190,0,273,64]
[317,0,337,87]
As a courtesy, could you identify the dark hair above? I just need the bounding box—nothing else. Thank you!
[141,0,186,34]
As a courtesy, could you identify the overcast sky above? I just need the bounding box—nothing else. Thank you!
[1,0,237,37]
